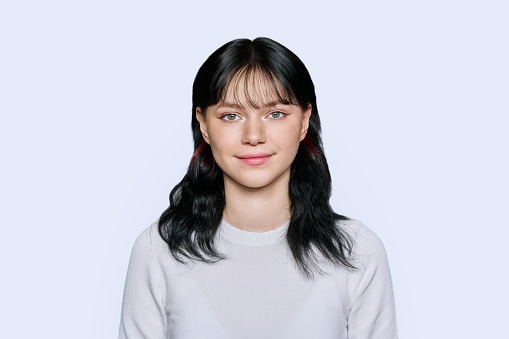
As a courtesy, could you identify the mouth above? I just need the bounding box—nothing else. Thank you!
[236,153,273,165]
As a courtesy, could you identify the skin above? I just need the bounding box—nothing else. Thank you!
[196,85,311,232]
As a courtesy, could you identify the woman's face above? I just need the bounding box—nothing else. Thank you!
[196,81,311,191]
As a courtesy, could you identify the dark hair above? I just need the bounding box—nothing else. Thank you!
[159,37,355,277]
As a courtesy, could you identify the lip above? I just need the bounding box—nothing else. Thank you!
[236,153,273,165]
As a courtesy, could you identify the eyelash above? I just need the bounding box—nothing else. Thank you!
[221,113,240,121]
[220,111,286,122]
[268,111,285,119]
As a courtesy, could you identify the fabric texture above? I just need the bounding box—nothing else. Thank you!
[119,219,398,339]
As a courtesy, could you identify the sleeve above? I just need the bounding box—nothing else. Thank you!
[347,224,398,339]
[118,225,168,339]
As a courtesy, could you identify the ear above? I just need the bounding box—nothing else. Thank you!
[195,107,211,145]
[299,103,312,141]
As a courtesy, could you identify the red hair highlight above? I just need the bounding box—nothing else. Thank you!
[191,140,207,161]
[301,134,321,161]
[191,139,216,168]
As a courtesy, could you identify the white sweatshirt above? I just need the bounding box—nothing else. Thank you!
[119,219,398,338]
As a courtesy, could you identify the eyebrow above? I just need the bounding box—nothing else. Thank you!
[216,101,285,109]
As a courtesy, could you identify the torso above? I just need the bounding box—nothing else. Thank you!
[154,220,357,339]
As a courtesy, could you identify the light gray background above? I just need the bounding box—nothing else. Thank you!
[1,1,507,338]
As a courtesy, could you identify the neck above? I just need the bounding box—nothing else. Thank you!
[222,172,291,233]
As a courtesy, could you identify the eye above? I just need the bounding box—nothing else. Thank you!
[268,111,285,119]
[222,113,240,121]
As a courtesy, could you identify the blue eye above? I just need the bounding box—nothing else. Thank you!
[269,111,284,119]
[223,114,239,121]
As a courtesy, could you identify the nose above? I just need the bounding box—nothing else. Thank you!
[242,118,266,145]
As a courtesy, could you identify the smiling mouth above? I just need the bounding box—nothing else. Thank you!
[236,153,272,165]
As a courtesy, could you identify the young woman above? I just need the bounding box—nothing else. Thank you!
[119,37,398,338]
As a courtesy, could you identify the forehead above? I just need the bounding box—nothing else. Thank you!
[218,67,297,109]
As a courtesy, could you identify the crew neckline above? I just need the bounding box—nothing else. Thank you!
[219,219,289,246]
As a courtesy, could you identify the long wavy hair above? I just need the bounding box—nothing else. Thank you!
[159,37,355,277]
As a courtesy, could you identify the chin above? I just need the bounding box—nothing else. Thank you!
[228,172,288,190]
[241,181,274,189]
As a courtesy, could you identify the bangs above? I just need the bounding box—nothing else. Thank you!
[215,64,299,109]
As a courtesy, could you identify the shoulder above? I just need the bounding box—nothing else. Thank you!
[130,220,169,263]
[339,218,394,295]
[339,218,388,263]
[339,219,398,337]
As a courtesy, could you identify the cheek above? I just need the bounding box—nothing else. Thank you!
[274,124,302,148]
[208,132,236,160]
